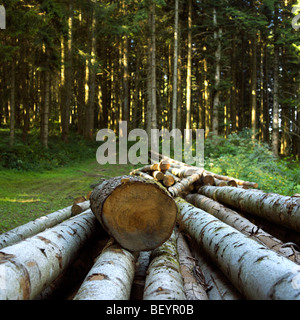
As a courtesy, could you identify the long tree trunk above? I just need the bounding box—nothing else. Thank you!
[0,210,98,300]
[263,40,270,143]
[146,10,152,138]
[189,240,244,300]
[185,0,192,140]
[198,186,300,233]
[172,0,179,131]
[85,0,96,139]
[123,34,129,123]
[0,203,90,249]
[175,229,209,300]
[250,32,257,141]
[272,1,279,156]
[150,1,157,131]
[185,193,300,262]
[61,0,73,143]
[212,8,221,136]
[73,242,137,300]
[9,60,15,147]
[176,198,300,300]
[90,175,177,251]
[41,69,50,148]
[143,230,186,300]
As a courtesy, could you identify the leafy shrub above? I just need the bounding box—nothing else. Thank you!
[0,129,98,171]
[205,129,300,196]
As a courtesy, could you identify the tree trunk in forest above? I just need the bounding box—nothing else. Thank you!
[0,210,99,300]
[61,0,73,143]
[172,0,179,131]
[175,229,209,300]
[143,230,186,300]
[73,243,137,300]
[212,8,221,136]
[199,186,300,233]
[90,175,177,251]
[185,193,300,262]
[150,1,157,132]
[146,12,152,138]
[123,34,129,123]
[230,39,237,132]
[263,41,270,143]
[85,1,96,139]
[176,198,300,300]
[9,60,15,147]
[185,0,192,140]
[251,32,257,141]
[272,1,279,156]
[41,69,50,148]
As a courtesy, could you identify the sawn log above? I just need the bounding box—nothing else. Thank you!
[90,175,177,251]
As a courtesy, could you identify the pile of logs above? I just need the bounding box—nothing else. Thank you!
[1,153,300,300]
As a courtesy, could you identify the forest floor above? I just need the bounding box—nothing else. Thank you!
[0,158,135,233]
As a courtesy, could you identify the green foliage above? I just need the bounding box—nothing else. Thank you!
[205,129,300,196]
[0,128,98,171]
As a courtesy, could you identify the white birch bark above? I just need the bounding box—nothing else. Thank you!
[191,245,244,300]
[185,193,299,262]
[143,230,186,300]
[175,229,209,300]
[0,209,98,300]
[0,204,83,249]
[199,186,300,233]
[176,198,300,300]
[73,244,137,300]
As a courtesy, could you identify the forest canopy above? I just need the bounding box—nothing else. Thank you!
[0,0,299,158]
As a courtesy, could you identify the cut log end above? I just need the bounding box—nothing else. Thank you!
[90,176,177,252]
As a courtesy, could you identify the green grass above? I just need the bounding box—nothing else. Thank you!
[0,159,135,233]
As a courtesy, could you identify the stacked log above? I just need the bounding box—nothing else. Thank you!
[1,154,300,300]
[90,175,177,251]
[0,209,100,299]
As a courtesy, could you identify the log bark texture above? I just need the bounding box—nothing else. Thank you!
[176,198,300,300]
[199,186,300,233]
[190,242,244,300]
[168,173,201,197]
[130,250,151,300]
[143,230,186,300]
[0,210,98,300]
[0,204,77,250]
[90,175,177,251]
[185,193,300,263]
[73,243,137,300]
[175,229,209,300]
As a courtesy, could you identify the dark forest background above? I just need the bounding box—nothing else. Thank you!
[0,0,299,155]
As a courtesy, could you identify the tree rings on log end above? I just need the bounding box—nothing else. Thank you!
[90,175,177,252]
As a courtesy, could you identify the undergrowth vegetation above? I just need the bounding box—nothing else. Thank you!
[0,127,98,171]
[204,129,300,195]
